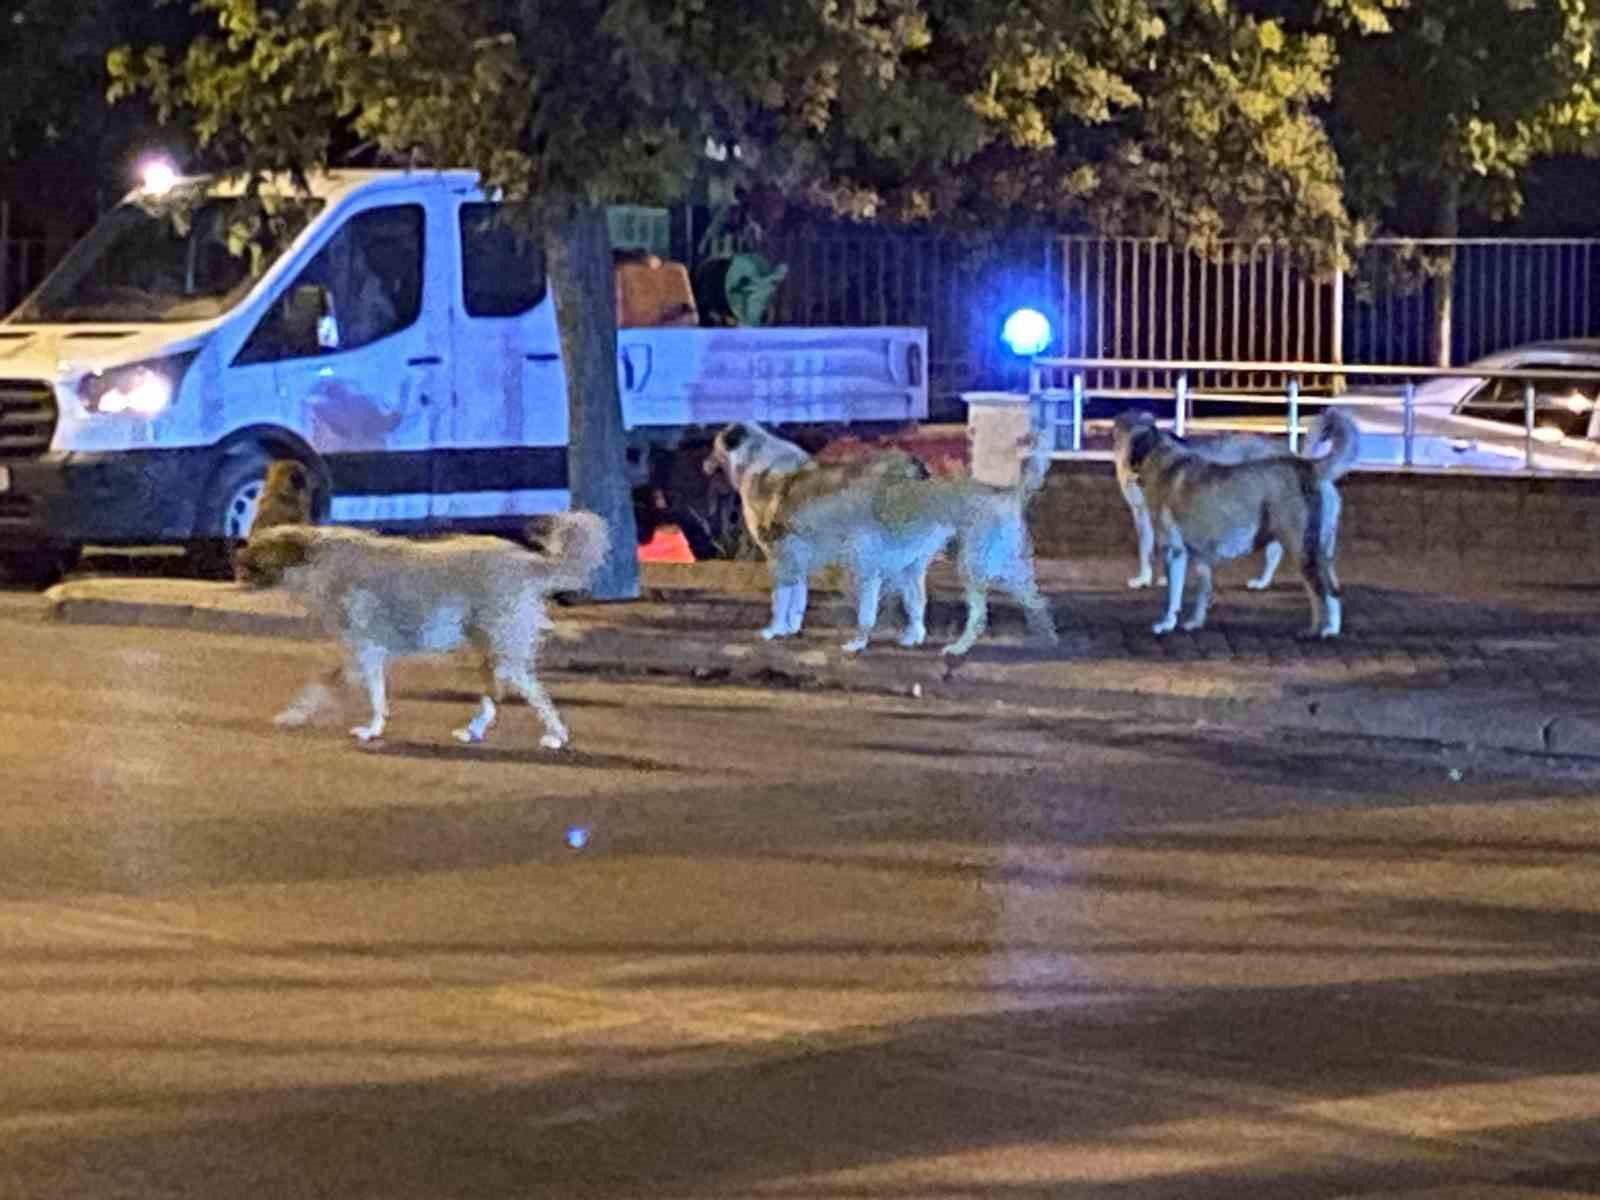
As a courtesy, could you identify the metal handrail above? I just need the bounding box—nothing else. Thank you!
[1029,355,1600,471]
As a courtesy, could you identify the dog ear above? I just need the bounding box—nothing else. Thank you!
[1113,408,1156,435]
[721,424,749,453]
[1126,426,1159,469]
[287,464,308,492]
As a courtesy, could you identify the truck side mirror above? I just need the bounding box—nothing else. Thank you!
[281,284,339,353]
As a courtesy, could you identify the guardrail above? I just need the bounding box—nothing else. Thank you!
[1028,355,1600,473]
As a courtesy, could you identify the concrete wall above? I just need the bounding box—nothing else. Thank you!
[1030,459,1600,583]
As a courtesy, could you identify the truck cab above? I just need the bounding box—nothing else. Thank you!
[0,168,927,579]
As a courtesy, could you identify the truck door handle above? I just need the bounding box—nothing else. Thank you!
[407,355,442,366]
[524,352,560,363]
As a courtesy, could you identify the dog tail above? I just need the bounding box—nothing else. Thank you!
[528,510,611,591]
[1308,406,1360,483]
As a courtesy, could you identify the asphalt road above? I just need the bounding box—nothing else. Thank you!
[0,603,1598,1198]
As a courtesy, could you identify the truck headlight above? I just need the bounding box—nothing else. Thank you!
[78,352,197,417]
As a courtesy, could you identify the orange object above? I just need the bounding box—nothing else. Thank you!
[615,256,699,328]
[637,522,696,563]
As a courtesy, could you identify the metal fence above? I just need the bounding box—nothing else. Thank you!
[1345,239,1600,366]
[746,231,1600,403]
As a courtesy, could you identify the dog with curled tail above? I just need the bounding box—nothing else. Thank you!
[235,511,609,746]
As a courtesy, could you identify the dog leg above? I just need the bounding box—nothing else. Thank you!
[1247,540,1283,590]
[1002,559,1058,647]
[894,568,928,648]
[1126,490,1156,589]
[781,576,809,636]
[273,664,346,728]
[941,582,989,657]
[504,669,569,750]
[1181,560,1214,631]
[758,579,790,643]
[843,572,883,654]
[453,696,498,744]
[1301,558,1342,639]
[1152,541,1186,635]
[348,645,389,742]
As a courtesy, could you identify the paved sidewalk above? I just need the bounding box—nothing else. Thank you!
[38,551,1600,759]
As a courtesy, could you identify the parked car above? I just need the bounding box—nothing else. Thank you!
[1341,339,1600,472]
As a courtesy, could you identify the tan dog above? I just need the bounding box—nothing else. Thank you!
[1111,412,1288,591]
[235,511,608,745]
[247,460,315,538]
[1124,408,1359,638]
[705,422,1057,656]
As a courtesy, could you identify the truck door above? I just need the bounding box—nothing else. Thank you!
[234,195,447,528]
[436,198,569,526]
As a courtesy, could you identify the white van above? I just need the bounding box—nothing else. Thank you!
[0,169,927,578]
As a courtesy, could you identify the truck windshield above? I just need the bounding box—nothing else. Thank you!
[12,191,323,324]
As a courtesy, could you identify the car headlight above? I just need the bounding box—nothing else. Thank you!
[78,351,197,417]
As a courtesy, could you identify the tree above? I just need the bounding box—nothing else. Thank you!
[1308,0,1600,363]
[110,1,1365,596]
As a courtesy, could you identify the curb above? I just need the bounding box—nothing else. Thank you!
[43,585,1600,762]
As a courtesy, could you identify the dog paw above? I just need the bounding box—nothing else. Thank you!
[452,726,483,744]
[350,723,384,743]
[941,641,974,658]
[540,733,568,751]
[1151,618,1177,636]
[1127,574,1152,590]
[759,625,790,641]
[841,636,869,654]
[1181,616,1207,632]
[896,628,926,648]
[273,708,310,729]
[1246,577,1273,591]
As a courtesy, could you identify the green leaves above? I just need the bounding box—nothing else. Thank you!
[85,0,1598,269]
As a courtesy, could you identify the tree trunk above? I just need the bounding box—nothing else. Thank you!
[1430,172,1461,369]
[544,205,640,601]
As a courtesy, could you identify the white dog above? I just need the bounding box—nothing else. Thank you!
[234,512,609,746]
[705,422,1056,656]
[1112,410,1291,592]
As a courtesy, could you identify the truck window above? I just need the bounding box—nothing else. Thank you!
[460,204,547,317]
[236,204,423,363]
[13,192,322,324]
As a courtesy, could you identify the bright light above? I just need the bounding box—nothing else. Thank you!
[1001,308,1052,357]
[81,365,174,416]
[1557,391,1594,413]
[1532,424,1566,443]
[139,157,179,196]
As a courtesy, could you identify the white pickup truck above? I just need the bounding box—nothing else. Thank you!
[0,168,927,578]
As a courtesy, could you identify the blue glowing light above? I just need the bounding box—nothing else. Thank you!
[565,826,590,850]
[1001,308,1052,357]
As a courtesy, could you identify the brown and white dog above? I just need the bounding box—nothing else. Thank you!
[247,460,316,539]
[1112,412,1290,592]
[235,511,608,745]
[1123,407,1359,638]
[705,421,1057,656]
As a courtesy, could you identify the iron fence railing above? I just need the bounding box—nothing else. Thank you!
[1027,354,1600,475]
